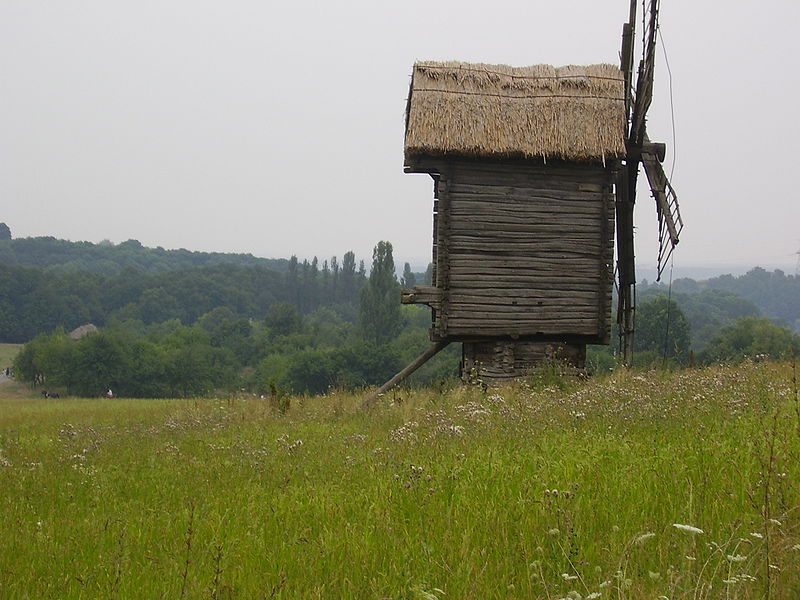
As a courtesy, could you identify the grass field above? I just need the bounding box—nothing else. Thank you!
[1,361,798,599]
[0,343,19,372]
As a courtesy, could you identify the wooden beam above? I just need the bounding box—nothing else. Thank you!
[401,286,442,308]
[361,341,451,408]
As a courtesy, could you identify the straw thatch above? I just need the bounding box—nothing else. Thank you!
[404,61,626,163]
[69,324,98,340]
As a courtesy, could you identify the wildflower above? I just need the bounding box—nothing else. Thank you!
[634,532,656,545]
[586,593,601,599]
[561,573,578,581]
[726,554,747,562]
[750,532,763,539]
[548,528,561,536]
[769,518,782,527]
[672,523,704,534]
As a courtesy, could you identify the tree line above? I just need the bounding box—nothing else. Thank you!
[587,290,800,371]
[11,241,456,397]
[0,226,287,275]
[5,231,800,396]
[0,251,379,343]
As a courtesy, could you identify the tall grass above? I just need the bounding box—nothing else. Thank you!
[0,361,798,599]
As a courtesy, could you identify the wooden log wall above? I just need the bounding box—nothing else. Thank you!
[461,340,587,384]
[405,158,616,345]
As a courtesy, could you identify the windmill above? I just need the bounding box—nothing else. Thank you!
[616,0,683,363]
[364,0,683,405]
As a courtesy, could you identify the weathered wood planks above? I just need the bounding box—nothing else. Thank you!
[407,157,615,345]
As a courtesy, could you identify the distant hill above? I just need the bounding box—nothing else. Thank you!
[0,236,288,275]
[641,266,800,333]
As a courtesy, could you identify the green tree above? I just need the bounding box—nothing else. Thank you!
[0,222,11,240]
[12,337,46,386]
[284,348,336,395]
[359,241,401,345]
[700,317,800,364]
[332,343,402,388]
[401,262,416,288]
[634,296,691,363]
[265,302,304,337]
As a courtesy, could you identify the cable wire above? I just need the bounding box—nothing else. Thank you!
[658,26,677,180]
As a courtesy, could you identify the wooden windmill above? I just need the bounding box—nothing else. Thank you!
[365,0,682,402]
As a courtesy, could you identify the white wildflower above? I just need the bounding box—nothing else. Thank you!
[673,523,704,534]
[634,532,656,545]
[726,554,748,562]
[561,573,578,581]
[586,593,601,599]
[750,532,763,539]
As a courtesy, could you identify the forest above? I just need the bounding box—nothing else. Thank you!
[3,227,799,398]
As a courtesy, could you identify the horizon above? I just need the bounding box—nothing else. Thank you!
[2,228,796,282]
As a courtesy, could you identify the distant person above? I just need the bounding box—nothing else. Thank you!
[106,389,114,398]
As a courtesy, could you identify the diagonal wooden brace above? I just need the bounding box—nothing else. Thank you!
[361,341,450,408]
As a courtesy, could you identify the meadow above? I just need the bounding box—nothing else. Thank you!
[0,361,798,599]
[0,344,19,374]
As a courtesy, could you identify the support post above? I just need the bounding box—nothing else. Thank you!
[361,341,450,408]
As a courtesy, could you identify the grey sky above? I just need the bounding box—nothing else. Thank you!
[2,1,799,276]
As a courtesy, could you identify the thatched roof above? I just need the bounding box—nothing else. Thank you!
[69,324,98,340]
[404,61,626,163]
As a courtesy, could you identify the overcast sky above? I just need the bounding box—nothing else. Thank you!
[2,1,799,277]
